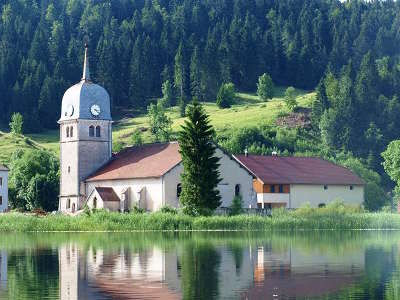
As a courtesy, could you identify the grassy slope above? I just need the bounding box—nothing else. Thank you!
[0,88,316,165]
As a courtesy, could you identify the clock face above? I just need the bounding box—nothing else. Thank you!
[90,104,101,117]
[65,104,74,117]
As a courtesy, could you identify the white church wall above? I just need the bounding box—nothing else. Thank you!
[215,148,256,208]
[163,163,183,208]
[162,149,256,210]
[86,177,164,212]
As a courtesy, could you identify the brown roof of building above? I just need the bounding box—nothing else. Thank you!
[95,187,120,202]
[86,142,182,182]
[234,155,364,185]
[0,164,8,171]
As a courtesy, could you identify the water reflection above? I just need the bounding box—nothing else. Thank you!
[0,232,399,299]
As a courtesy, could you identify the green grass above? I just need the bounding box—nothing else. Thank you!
[0,88,316,165]
[1,209,400,232]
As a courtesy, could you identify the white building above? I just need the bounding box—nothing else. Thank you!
[58,45,255,213]
[234,154,365,209]
[84,142,255,212]
[0,165,8,213]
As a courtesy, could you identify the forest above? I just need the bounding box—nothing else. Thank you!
[0,0,399,128]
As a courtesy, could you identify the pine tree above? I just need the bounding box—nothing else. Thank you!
[257,73,274,100]
[178,101,221,216]
[190,46,203,100]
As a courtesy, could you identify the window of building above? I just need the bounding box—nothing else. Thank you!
[0,196,2,205]
[350,185,354,190]
[96,126,101,137]
[68,166,71,174]
[89,125,95,137]
[93,197,97,209]
[177,183,182,198]
[279,184,283,193]
[0,177,2,187]
[66,127,70,137]
[324,185,328,190]
[235,184,241,197]
[70,126,73,137]
[67,199,71,209]
[270,185,275,193]
[318,203,326,208]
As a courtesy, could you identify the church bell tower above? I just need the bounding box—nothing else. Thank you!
[58,44,112,212]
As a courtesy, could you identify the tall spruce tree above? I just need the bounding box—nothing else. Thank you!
[178,101,221,216]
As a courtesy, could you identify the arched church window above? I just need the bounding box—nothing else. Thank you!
[66,127,70,138]
[96,126,101,137]
[93,197,97,209]
[70,126,73,137]
[235,184,241,197]
[67,199,71,209]
[89,126,94,137]
[177,183,182,198]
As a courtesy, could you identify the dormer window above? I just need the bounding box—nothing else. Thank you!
[96,126,101,137]
[89,126,95,137]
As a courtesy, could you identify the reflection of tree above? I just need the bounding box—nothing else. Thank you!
[228,243,243,275]
[6,249,59,299]
[316,246,396,300]
[180,241,221,300]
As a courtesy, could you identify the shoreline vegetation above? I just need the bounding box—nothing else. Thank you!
[1,204,400,232]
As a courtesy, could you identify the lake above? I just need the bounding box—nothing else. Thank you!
[0,231,399,299]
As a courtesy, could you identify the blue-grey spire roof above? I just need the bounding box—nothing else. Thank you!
[59,45,111,122]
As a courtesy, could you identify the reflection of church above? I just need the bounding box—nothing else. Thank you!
[0,251,6,295]
[58,240,365,300]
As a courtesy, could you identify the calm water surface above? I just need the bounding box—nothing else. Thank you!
[0,231,399,299]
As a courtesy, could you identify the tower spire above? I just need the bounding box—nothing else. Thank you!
[82,43,91,82]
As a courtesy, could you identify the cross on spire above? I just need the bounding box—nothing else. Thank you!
[82,43,91,82]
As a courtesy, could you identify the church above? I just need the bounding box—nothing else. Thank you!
[58,46,256,213]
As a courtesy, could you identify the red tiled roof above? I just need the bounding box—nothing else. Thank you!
[86,142,181,182]
[234,155,364,185]
[0,164,8,171]
[95,187,120,202]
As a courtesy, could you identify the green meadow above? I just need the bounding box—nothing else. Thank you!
[0,88,315,165]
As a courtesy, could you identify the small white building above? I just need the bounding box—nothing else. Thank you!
[84,142,256,212]
[234,155,365,209]
[0,165,8,213]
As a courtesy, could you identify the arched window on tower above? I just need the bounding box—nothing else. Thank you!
[70,126,73,137]
[89,125,94,137]
[96,126,101,137]
[66,127,70,138]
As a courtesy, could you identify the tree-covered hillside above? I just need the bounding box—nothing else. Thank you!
[1,0,400,133]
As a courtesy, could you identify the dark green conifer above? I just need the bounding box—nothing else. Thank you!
[178,101,221,216]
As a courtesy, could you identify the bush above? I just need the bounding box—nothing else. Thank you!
[257,73,274,100]
[113,140,124,152]
[9,112,23,135]
[160,205,178,214]
[229,196,243,216]
[131,129,143,146]
[284,87,298,111]
[132,206,145,214]
[216,83,235,108]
